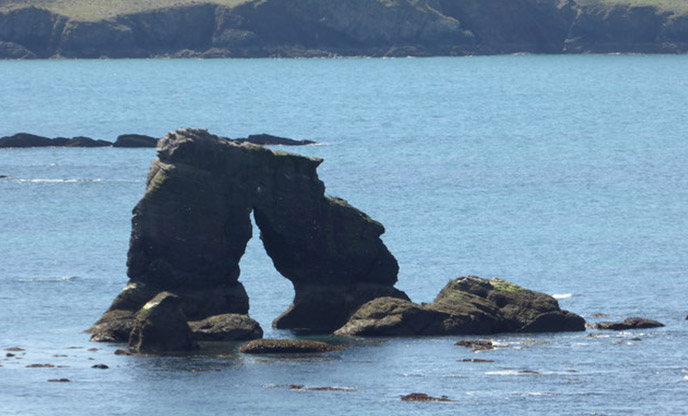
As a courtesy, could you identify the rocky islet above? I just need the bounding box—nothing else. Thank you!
[334,276,586,336]
[88,128,404,350]
[84,128,605,355]
[591,317,665,330]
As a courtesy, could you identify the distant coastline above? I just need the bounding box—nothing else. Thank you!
[1,0,687,60]
[0,132,316,148]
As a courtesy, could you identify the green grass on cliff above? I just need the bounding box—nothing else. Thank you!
[1,0,687,20]
[578,0,688,15]
[0,0,251,20]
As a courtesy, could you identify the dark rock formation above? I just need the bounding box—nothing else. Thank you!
[189,313,263,341]
[335,276,586,336]
[239,339,340,354]
[564,5,668,53]
[0,133,112,147]
[89,308,138,342]
[2,1,688,59]
[0,131,314,148]
[0,133,53,148]
[592,317,665,330]
[0,7,66,58]
[128,292,198,353]
[113,134,158,148]
[90,128,405,340]
[234,133,316,146]
[64,136,112,147]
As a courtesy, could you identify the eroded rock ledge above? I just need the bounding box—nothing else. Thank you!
[89,128,405,343]
[335,276,586,336]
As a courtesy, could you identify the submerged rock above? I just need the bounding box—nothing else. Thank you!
[128,292,198,354]
[401,393,453,402]
[113,134,158,148]
[592,317,665,330]
[91,128,405,337]
[189,313,263,341]
[455,340,496,352]
[239,339,340,354]
[335,276,585,336]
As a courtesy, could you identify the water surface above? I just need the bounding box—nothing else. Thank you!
[1,55,687,415]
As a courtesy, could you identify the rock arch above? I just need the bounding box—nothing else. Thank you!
[90,129,407,341]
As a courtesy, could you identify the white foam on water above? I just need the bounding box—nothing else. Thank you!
[19,276,78,282]
[552,293,573,299]
[485,370,524,376]
[16,178,103,183]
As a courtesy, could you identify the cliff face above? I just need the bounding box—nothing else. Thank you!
[1,0,686,59]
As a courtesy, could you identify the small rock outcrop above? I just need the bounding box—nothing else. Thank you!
[234,134,316,146]
[592,317,665,330]
[239,339,340,354]
[128,292,198,353]
[90,128,406,341]
[0,133,53,148]
[0,133,114,147]
[189,313,263,341]
[335,276,585,336]
[64,136,112,147]
[113,134,158,148]
[401,393,453,402]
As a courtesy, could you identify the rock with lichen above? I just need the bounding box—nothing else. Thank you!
[189,313,263,341]
[335,276,585,336]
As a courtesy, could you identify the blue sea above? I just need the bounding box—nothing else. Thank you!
[1,55,687,415]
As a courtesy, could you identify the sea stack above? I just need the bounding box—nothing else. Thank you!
[89,128,406,341]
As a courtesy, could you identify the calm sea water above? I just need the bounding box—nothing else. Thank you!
[1,56,687,415]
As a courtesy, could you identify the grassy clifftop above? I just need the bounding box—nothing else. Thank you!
[1,0,687,58]
[579,0,688,14]
[0,0,250,20]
